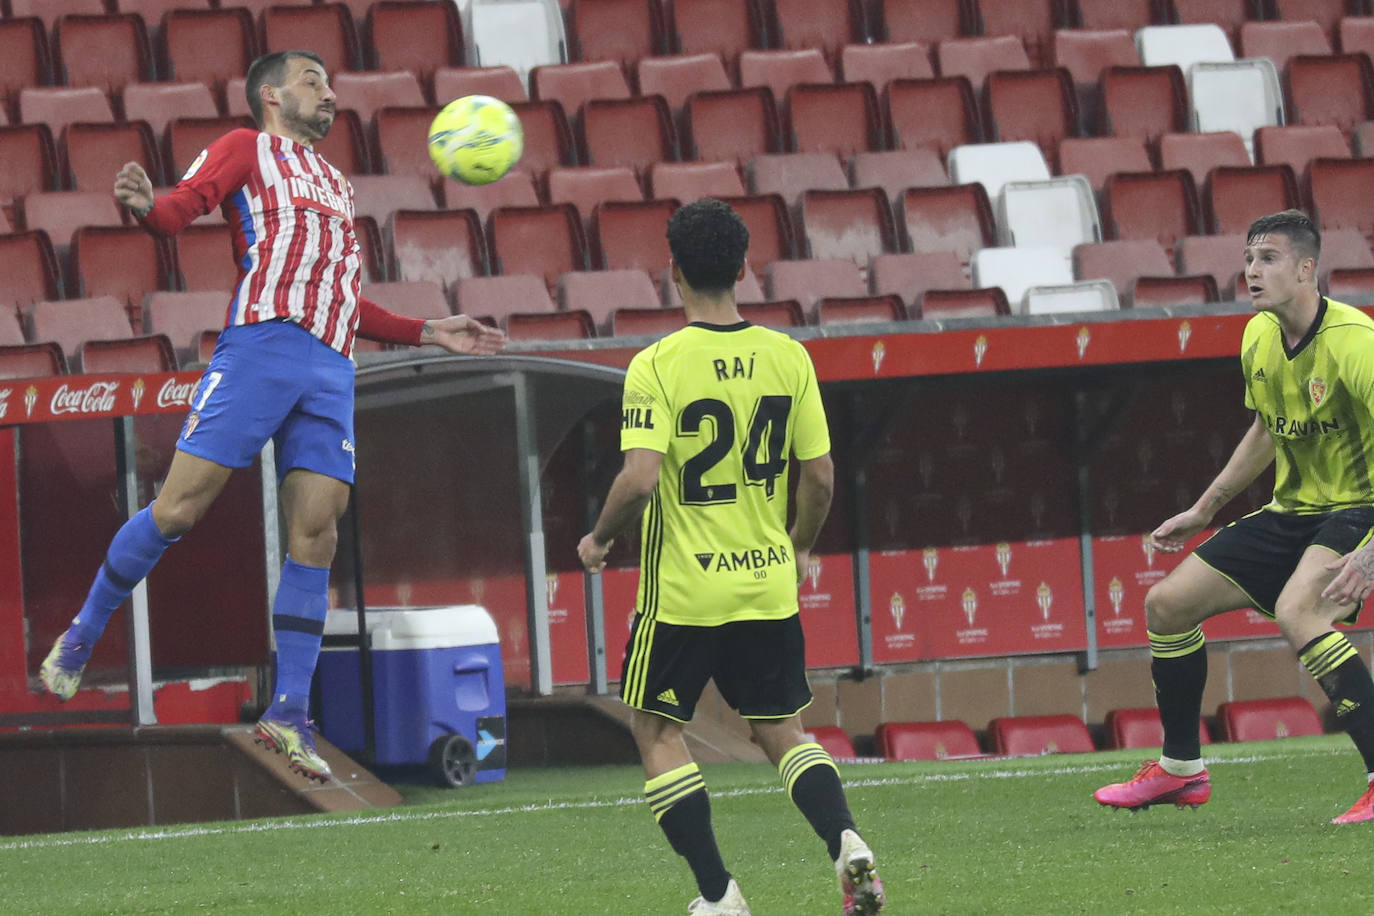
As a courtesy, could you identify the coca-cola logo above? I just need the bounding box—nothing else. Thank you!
[157,378,196,408]
[50,381,120,415]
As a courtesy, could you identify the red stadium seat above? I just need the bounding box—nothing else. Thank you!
[802,725,857,758]
[1204,164,1300,236]
[787,82,882,160]
[1217,696,1322,742]
[766,258,864,312]
[1104,707,1213,750]
[1131,273,1219,307]
[875,720,983,761]
[311,107,368,175]
[648,160,745,203]
[1239,20,1331,77]
[1327,267,1374,301]
[454,273,556,325]
[1286,54,1374,141]
[1101,168,1200,258]
[531,60,631,118]
[374,105,441,181]
[0,230,61,312]
[877,0,967,45]
[1051,28,1139,134]
[488,203,589,294]
[503,309,596,340]
[261,3,361,74]
[662,263,766,305]
[28,295,134,362]
[988,714,1094,756]
[122,82,218,140]
[870,251,968,308]
[352,214,387,284]
[974,0,1061,69]
[800,187,896,266]
[739,299,805,327]
[19,86,113,140]
[78,333,177,373]
[1276,0,1352,42]
[558,268,660,332]
[738,49,833,106]
[1317,227,1374,278]
[850,149,947,207]
[578,95,677,174]
[21,190,124,260]
[916,285,1011,319]
[899,183,996,271]
[1254,124,1350,177]
[749,152,848,211]
[443,169,540,224]
[332,71,425,126]
[53,13,152,99]
[0,307,24,346]
[1073,239,1172,303]
[717,193,796,281]
[1073,0,1161,31]
[0,341,66,378]
[667,0,764,69]
[569,0,664,69]
[636,53,731,116]
[1099,64,1188,144]
[769,0,864,64]
[508,99,577,178]
[1337,15,1374,58]
[611,305,687,336]
[548,166,644,230]
[10,0,104,32]
[162,8,256,92]
[71,226,174,329]
[815,293,904,324]
[1171,0,1252,44]
[0,125,57,219]
[936,34,1031,93]
[683,87,781,167]
[172,224,237,292]
[1056,136,1151,195]
[389,208,488,296]
[433,66,527,105]
[358,280,452,325]
[114,1,204,43]
[1176,233,1248,300]
[142,289,230,360]
[1158,130,1250,190]
[885,76,981,160]
[63,120,162,191]
[0,18,50,124]
[1308,157,1374,245]
[365,0,465,89]
[984,68,1077,170]
[591,198,678,274]
[838,41,933,95]
[165,116,255,179]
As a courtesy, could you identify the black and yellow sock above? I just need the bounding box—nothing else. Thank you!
[1149,627,1208,762]
[779,742,855,861]
[1300,632,1374,773]
[645,762,730,902]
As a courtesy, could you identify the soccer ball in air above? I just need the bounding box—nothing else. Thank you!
[427,95,523,186]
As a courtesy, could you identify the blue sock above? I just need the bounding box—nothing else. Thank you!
[70,505,177,650]
[266,556,330,719]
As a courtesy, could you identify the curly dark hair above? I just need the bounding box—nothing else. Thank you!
[245,49,325,127]
[1247,209,1321,265]
[666,198,750,294]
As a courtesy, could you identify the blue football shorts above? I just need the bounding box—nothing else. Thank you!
[175,319,357,484]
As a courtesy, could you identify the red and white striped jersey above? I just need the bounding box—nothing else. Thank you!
[143,128,364,356]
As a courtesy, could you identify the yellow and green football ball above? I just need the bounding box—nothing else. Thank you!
[427,95,524,186]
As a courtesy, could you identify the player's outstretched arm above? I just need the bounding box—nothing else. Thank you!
[1152,413,1273,553]
[421,315,507,355]
[114,161,154,217]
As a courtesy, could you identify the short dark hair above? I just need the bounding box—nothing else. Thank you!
[667,198,750,294]
[244,50,325,127]
[1247,209,1321,265]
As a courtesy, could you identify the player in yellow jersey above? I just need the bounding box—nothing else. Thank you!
[1095,210,1374,824]
[578,199,884,915]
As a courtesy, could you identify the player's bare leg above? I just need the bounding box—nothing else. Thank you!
[1279,547,1374,823]
[252,469,350,781]
[752,717,883,915]
[1095,556,1249,811]
[40,450,232,700]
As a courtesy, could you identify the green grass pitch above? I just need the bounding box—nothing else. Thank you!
[4,736,1373,914]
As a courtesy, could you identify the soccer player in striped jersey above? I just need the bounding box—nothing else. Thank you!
[578,199,884,915]
[1095,210,1374,824]
[38,50,505,781]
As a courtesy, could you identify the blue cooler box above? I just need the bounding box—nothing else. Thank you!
[317,605,506,786]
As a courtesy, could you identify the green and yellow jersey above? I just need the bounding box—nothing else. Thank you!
[1241,297,1374,513]
[620,321,830,626]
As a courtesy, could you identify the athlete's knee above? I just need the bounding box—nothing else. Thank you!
[150,494,207,539]
[287,521,338,567]
[1144,582,1195,634]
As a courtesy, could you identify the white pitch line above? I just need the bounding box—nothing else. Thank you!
[0,746,1346,853]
